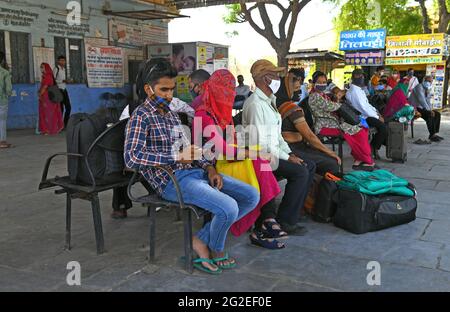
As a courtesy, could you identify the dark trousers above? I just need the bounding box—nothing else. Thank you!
[273,158,316,226]
[60,89,71,127]
[289,142,340,175]
[366,117,387,150]
[417,107,441,138]
[112,186,132,211]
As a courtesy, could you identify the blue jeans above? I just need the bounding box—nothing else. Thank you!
[161,169,260,252]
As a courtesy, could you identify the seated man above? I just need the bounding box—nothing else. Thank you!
[124,58,259,274]
[346,69,387,160]
[242,59,316,235]
[409,76,443,142]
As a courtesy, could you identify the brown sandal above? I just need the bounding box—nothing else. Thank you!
[0,143,12,149]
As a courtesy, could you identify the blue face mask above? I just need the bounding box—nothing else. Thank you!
[375,85,385,91]
[315,84,327,92]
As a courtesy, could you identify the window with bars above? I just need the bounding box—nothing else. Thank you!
[10,32,31,84]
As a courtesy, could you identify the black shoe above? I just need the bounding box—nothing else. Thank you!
[280,222,308,236]
[436,135,444,141]
[430,136,441,142]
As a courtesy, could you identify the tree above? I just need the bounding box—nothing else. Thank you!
[327,0,423,36]
[224,1,312,67]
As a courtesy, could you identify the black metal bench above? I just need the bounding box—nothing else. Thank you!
[126,168,209,274]
[38,119,130,254]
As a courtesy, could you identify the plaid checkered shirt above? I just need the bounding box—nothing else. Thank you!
[124,97,212,195]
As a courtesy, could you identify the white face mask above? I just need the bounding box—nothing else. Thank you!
[268,78,281,94]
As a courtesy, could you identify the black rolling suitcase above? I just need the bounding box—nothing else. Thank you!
[386,121,408,163]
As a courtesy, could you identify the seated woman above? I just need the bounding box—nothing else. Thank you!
[308,71,376,171]
[275,73,340,175]
[384,79,410,120]
[193,69,286,250]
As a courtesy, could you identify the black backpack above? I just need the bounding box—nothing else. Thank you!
[66,109,125,186]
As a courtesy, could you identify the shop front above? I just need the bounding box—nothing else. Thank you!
[339,28,387,85]
[385,33,449,109]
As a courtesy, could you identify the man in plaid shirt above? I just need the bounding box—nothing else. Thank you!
[124,58,259,275]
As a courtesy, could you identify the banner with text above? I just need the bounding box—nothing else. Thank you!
[85,43,124,88]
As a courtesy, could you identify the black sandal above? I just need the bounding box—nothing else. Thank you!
[261,220,289,239]
[249,232,285,250]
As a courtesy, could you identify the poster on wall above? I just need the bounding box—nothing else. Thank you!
[176,75,190,103]
[109,20,143,48]
[426,64,446,109]
[386,33,445,58]
[213,59,229,72]
[197,45,214,74]
[171,43,196,74]
[148,44,172,61]
[85,43,124,88]
[32,47,54,82]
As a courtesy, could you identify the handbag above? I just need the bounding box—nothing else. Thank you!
[215,158,260,193]
[48,72,64,103]
[337,102,360,126]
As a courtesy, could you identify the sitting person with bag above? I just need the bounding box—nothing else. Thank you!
[308,71,376,171]
[275,72,341,175]
[124,59,260,274]
[192,69,285,249]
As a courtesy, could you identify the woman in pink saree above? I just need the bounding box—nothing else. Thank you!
[38,63,63,135]
[193,69,286,249]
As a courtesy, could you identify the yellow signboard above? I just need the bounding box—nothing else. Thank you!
[386,33,445,58]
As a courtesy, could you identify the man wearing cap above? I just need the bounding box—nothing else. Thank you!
[346,69,387,160]
[242,59,316,235]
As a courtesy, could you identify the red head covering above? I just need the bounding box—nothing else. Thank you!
[197,69,236,130]
[41,63,54,86]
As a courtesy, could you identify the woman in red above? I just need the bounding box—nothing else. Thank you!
[38,63,63,135]
[193,69,286,249]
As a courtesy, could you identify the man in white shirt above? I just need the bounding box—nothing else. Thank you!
[234,75,251,109]
[53,56,71,127]
[405,68,419,97]
[346,69,387,159]
[242,59,315,235]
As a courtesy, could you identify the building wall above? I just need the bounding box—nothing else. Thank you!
[0,0,168,129]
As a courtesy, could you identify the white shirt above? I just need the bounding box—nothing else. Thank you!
[242,88,292,160]
[53,65,66,90]
[346,84,379,119]
[407,76,419,96]
[236,85,251,98]
[119,97,195,121]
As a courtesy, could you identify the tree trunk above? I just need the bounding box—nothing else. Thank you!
[277,52,288,69]
[417,0,431,33]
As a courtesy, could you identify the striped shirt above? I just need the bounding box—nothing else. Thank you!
[124,97,211,195]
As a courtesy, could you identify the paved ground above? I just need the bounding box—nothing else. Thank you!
[1,113,450,292]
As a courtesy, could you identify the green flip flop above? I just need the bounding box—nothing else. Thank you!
[212,252,237,269]
[193,258,223,275]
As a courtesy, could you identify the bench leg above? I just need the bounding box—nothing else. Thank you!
[90,194,105,255]
[65,193,72,250]
[411,121,414,138]
[148,205,156,263]
[338,140,344,174]
[183,209,194,274]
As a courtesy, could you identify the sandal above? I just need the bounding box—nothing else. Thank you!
[212,252,236,269]
[193,258,222,275]
[0,143,12,149]
[352,163,375,172]
[249,232,285,250]
[261,220,289,239]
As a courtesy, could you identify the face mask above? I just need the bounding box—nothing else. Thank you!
[268,79,281,94]
[423,82,432,89]
[149,85,171,112]
[353,77,365,87]
[376,85,385,91]
[315,84,327,92]
[408,71,414,77]
[189,88,199,100]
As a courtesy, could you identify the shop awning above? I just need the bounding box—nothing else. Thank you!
[103,9,189,20]
[287,49,345,61]
[171,0,268,9]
